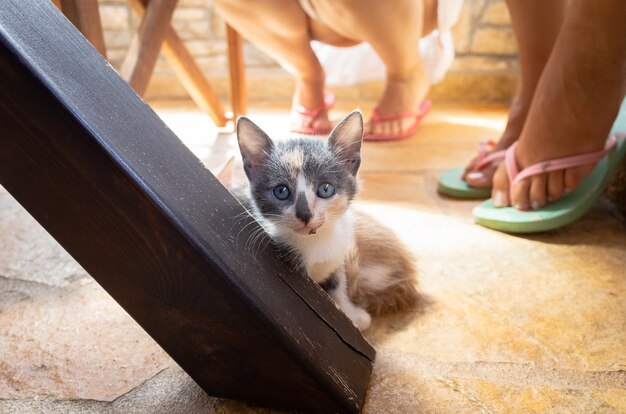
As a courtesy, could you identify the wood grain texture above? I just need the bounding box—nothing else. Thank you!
[0,1,374,412]
[121,0,177,95]
[226,24,247,118]
[59,0,107,58]
[128,0,228,127]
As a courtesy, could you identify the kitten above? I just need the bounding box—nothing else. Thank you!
[232,110,418,330]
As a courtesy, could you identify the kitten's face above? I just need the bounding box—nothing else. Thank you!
[237,111,364,237]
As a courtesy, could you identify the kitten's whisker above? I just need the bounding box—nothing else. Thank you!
[252,230,269,256]
[236,217,264,240]
[330,140,360,157]
[230,210,255,229]
[247,227,270,257]
[244,226,263,249]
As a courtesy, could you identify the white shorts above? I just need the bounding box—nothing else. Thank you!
[309,0,465,86]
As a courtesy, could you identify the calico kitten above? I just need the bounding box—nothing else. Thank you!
[234,110,417,330]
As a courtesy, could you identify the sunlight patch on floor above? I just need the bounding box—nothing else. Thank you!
[436,113,507,130]
[156,108,333,171]
[356,201,503,257]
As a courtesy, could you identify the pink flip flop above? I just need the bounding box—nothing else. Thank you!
[290,92,336,136]
[471,139,507,173]
[363,100,432,142]
[505,136,618,191]
[437,139,507,198]
[473,133,625,233]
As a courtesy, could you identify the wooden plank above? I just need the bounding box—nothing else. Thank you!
[120,0,178,95]
[0,1,375,412]
[59,0,107,58]
[226,24,247,118]
[128,0,228,127]
[51,0,62,10]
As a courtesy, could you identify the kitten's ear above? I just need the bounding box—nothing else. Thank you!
[236,117,274,180]
[328,110,363,176]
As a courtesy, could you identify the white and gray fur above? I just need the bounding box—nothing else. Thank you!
[234,110,418,330]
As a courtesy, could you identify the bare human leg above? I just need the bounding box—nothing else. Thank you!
[464,0,567,188]
[213,0,333,132]
[311,0,437,138]
[491,0,626,210]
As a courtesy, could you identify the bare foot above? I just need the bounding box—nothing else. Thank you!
[463,98,530,188]
[491,0,626,210]
[365,70,430,138]
[464,0,569,188]
[290,76,333,133]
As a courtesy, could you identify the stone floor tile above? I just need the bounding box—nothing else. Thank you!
[1,105,624,413]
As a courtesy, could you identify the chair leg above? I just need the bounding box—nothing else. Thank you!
[226,24,247,119]
[121,0,178,96]
[60,0,107,58]
[128,0,228,127]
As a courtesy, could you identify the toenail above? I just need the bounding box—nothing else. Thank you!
[564,188,573,195]
[493,191,507,207]
[531,201,541,210]
[514,203,523,210]
[467,172,484,181]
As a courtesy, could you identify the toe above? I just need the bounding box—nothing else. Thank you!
[462,156,479,178]
[401,117,414,134]
[511,177,531,210]
[491,163,510,207]
[465,171,488,187]
[370,119,385,136]
[529,174,548,210]
[564,164,594,194]
[389,119,399,136]
[466,164,497,188]
[311,111,331,131]
[366,118,411,138]
[547,169,564,202]
[564,166,582,193]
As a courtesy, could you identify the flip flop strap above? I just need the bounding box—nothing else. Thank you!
[506,135,618,187]
[295,92,335,128]
[371,107,418,122]
[371,100,432,122]
[474,149,506,172]
[473,139,505,171]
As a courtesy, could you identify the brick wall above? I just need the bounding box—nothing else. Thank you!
[441,0,519,102]
[97,0,519,106]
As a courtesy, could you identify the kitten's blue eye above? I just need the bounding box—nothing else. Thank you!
[316,183,335,199]
[273,185,290,200]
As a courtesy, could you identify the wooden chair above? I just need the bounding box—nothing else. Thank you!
[53,0,247,127]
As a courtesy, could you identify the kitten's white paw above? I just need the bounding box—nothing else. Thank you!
[346,306,371,331]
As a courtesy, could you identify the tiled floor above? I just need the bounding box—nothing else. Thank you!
[1,104,625,413]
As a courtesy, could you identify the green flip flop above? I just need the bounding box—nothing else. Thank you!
[438,167,492,199]
[438,140,505,199]
[473,99,626,233]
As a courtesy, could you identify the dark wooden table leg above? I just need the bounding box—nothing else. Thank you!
[0,1,374,412]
